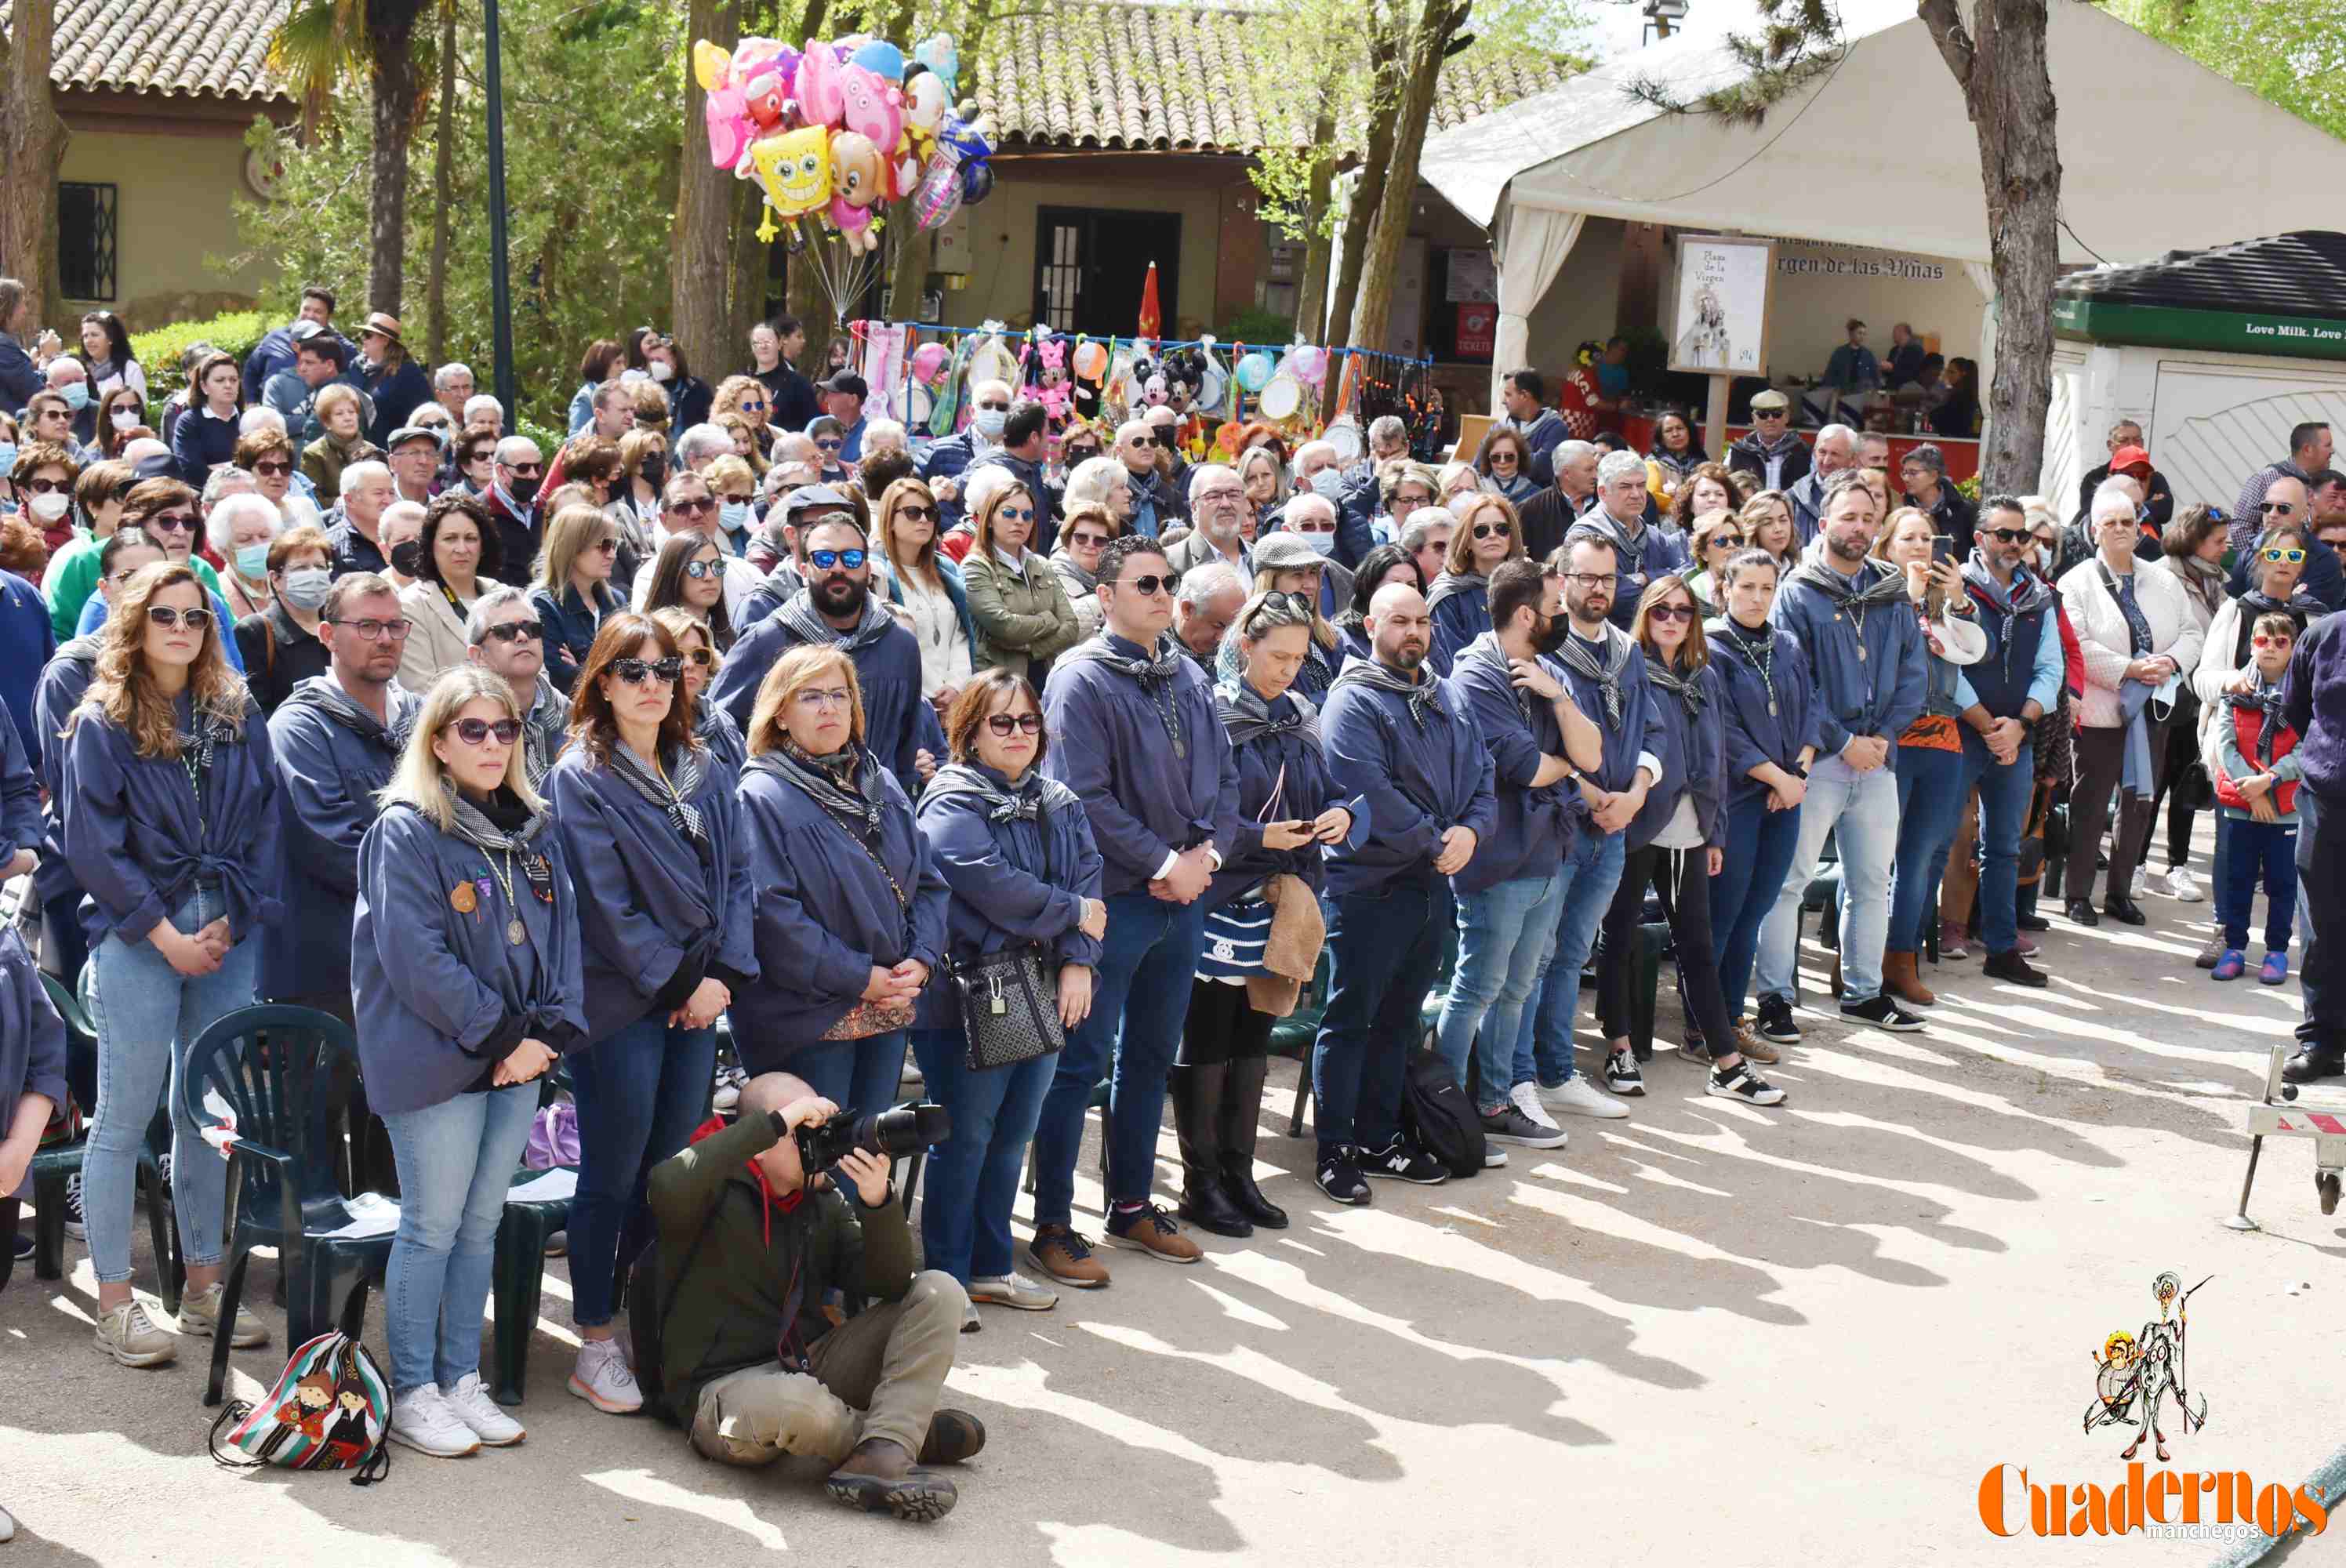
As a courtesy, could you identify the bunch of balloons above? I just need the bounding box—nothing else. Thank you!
[695,31,995,256]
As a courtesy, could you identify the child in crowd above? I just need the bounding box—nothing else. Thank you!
[2209,611,2303,983]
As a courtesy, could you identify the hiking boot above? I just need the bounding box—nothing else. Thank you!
[1755,994,1801,1044]
[825,1438,957,1523]
[1982,950,2048,988]
[1315,1145,1371,1205]
[176,1283,270,1348]
[1028,1224,1110,1289]
[1707,1061,1787,1106]
[1839,994,1927,1032]
[918,1410,987,1466]
[1105,1203,1202,1262]
[93,1299,176,1368]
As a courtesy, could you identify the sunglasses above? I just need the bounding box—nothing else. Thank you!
[683,558,722,579]
[1706,533,1745,550]
[447,717,523,746]
[1067,531,1111,548]
[505,461,544,477]
[719,492,754,506]
[611,655,682,686]
[587,537,619,554]
[481,619,543,643]
[808,548,866,572]
[1127,435,1158,449]
[1755,409,1788,419]
[683,645,717,667]
[984,711,1044,736]
[147,512,198,533]
[996,506,1035,524]
[976,401,1010,413]
[24,477,69,495]
[252,459,293,477]
[1114,573,1171,597]
[739,400,766,413]
[895,503,936,523]
[2251,634,2294,648]
[329,616,411,641]
[1985,527,2033,544]
[815,438,844,452]
[1064,447,1100,464]
[2260,501,2298,515]
[1472,521,1514,540]
[1647,603,1697,623]
[671,496,715,515]
[2261,546,2308,563]
[146,605,212,631]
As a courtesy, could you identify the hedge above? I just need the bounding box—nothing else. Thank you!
[130,310,269,383]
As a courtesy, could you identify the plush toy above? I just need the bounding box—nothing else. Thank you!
[746,125,833,240]
[826,130,887,253]
[1034,337,1072,424]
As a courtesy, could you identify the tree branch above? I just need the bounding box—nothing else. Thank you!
[1916,0,1976,89]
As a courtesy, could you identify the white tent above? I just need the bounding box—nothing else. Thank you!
[1422,0,2346,401]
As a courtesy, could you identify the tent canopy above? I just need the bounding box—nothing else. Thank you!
[1421,0,2346,395]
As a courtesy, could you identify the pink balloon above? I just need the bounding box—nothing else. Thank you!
[911,343,951,383]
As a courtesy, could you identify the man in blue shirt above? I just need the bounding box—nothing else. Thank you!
[822,373,869,463]
[1955,496,2062,988]
[1753,469,1930,1041]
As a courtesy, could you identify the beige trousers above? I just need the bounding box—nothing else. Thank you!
[689,1270,967,1467]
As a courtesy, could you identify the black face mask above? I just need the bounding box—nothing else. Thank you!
[641,456,666,489]
[508,474,541,504]
[389,539,424,576]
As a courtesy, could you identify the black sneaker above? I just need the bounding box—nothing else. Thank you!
[1755,995,1801,1044]
[1840,994,1927,1032]
[2064,898,2100,928]
[1315,1146,1371,1204]
[1358,1135,1449,1185]
[63,1171,85,1241]
[1981,950,2048,987]
[1480,1103,1568,1149]
[1603,1047,1646,1096]
[1707,1062,1787,1105]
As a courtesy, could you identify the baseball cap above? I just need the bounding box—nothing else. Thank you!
[2108,444,2152,476]
[823,372,869,400]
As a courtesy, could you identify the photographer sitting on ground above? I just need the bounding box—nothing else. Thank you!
[645,1073,981,1522]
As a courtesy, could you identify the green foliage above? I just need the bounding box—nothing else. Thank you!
[1222,306,1297,343]
[1954,474,1982,503]
[1624,0,1843,124]
[132,310,271,378]
[1249,147,1324,241]
[2107,0,2346,144]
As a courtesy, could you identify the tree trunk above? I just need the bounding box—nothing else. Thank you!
[728,177,769,357]
[0,0,68,328]
[424,0,458,362]
[1292,87,1341,341]
[1325,16,1402,348]
[674,0,739,383]
[1348,0,1460,352]
[365,0,425,318]
[1919,0,2058,495]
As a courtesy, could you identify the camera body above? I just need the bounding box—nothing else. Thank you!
[793,1101,952,1172]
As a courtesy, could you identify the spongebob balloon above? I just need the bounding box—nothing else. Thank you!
[746,125,832,241]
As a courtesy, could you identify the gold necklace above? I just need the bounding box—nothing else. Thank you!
[487,848,527,946]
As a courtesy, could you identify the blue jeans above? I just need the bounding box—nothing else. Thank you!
[1033,890,1204,1224]
[1709,792,1803,1021]
[1436,869,1566,1112]
[1887,743,1967,954]
[790,1030,910,1123]
[380,1083,539,1394]
[911,1025,1055,1283]
[567,1014,717,1327]
[1314,877,1451,1151]
[1959,732,2035,956]
[83,887,256,1285]
[2217,814,2299,952]
[1519,829,1627,1089]
[1757,755,1901,1005]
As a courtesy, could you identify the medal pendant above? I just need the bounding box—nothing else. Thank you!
[1768,700,1778,716]
[508,918,527,946]
[1857,645,1867,661]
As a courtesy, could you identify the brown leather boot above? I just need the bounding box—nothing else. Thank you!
[824,1438,958,1522]
[1883,950,1936,1007]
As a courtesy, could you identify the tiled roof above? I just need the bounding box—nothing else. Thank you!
[978,0,1574,153]
[4,0,292,101]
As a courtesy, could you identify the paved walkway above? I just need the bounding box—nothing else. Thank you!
[5,869,2344,1566]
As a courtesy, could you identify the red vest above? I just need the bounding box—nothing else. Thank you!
[2214,703,2299,815]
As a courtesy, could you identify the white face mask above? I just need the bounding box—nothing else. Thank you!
[1297,526,1337,557]
[649,360,675,383]
[29,491,71,522]
[1307,468,1344,500]
[111,408,141,431]
[973,408,1008,440]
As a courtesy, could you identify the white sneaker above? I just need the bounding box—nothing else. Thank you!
[1509,1081,1566,1134]
[2130,866,2148,902]
[1538,1076,1629,1120]
[968,1272,1058,1312]
[567,1337,643,1414]
[443,1371,527,1446]
[2164,866,2203,902]
[388,1385,481,1457]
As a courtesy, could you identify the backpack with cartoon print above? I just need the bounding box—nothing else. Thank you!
[209,1330,391,1485]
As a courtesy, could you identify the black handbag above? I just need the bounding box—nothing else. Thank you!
[951,793,1068,1071]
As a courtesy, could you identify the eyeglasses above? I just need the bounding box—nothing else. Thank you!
[329,616,412,641]
[610,655,681,686]
[1647,602,1697,623]
[1471,521,1513,540]
[976,401,1010,413]
[808,548,866,571]
[2260,501,2298,516]
[1067,531,1111,548]
[1985,527,2032,544]
[683,558,722,579]
[1194,488,1244,505]
[683,645,716,667]
[446,717,522,746]
[793,686,853,710]
[147,512,198,533]
[145,605,212,631]
[252,459,293,477]
[24,477,69,495]
[671,496,715,516]
[2251,634,2293,649]
[2261,546,2308,564]
[895,503,936,523]
[1560,572,1613,590]
[1113,573,1171,597]
[815,437,844,452]
[481,619,543,643]
[984,711,1044,736]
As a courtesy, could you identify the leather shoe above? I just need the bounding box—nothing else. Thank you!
[917,1409,986,1466]
[2016,913,2052,932]
[2281,1047,2344,1086]
[2064,898,2100,927]
[2102,895,2147,927]
[1982,950,2048,987]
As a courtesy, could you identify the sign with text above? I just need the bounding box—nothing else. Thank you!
[1669,234,1772,376]
[1455,303,1496,359]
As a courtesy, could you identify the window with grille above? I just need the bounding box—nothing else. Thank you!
[60,182,118,303]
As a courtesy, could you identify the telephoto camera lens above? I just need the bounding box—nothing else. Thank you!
[795,1101,953,1170]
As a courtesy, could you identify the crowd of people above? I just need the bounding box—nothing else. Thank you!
[4,273,2345,1529]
